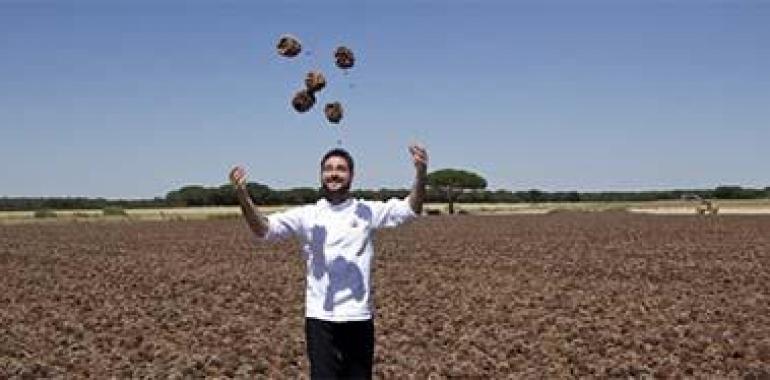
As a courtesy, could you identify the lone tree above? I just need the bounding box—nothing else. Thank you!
[426,169,487,214]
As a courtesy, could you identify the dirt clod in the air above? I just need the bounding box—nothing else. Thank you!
[324,102,343,124]
[304,71,326,93]
[334,46,355,69]
[291,90,316,113]
[277,34,302,58]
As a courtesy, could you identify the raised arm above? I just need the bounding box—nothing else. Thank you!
[229,166,269,238]
[407,144,428,215]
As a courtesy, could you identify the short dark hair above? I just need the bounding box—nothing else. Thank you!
[321,148,354,173]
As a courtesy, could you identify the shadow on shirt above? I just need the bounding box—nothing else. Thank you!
[309,225,366,312]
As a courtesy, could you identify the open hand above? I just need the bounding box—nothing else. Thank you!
[229,166,248,187]
[409,144,428,172]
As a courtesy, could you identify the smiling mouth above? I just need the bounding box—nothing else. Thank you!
[323,179,349,193]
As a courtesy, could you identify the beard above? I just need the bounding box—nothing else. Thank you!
[321,180,351,200]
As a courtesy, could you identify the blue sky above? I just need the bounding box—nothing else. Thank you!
[1,0,768,198]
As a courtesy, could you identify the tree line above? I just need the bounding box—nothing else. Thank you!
[1,184,768,211]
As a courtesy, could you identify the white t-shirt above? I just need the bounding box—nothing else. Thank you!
[263,197,417,321]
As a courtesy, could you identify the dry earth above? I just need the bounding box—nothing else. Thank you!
[2,213,770,378]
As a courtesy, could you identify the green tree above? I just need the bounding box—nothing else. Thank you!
[426,169,487,214]
[245,182,273,204]
[713,185,744,199]
[280,187,319,204]
[166,185,208,206]
[525,189,545,203]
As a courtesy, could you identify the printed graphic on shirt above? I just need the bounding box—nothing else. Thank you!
[306,224,367,312]
[263,198,416,321]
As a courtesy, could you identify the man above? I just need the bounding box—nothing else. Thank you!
[228,144,428,379]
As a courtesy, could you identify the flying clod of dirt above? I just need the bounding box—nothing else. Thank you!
[334,46,355,69]
[292,90,315,113]
[324,102,343,123]
[276,34,302,58]
[305,71,326,93]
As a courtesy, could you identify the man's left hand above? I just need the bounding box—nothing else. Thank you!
[409,144,428,172]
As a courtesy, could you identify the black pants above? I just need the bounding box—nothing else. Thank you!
[305,318,374,380]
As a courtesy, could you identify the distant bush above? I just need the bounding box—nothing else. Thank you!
[547,206,629,214]
[206,213,241,221]
[73,212,95,218]
[425,209,442,216]
[603,206,630,213]
[33,209,57,218]
[547,208,573,214]
[159,212,185,221]
[102,207,127,216]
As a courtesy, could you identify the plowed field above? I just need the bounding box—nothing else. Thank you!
[2,213,769,378]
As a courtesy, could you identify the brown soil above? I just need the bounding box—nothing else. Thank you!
[2,213,769,378]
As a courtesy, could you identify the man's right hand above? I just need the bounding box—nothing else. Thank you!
[229,165,269,238]
[229,166,247,188]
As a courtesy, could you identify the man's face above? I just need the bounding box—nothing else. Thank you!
[321,155,353,195]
